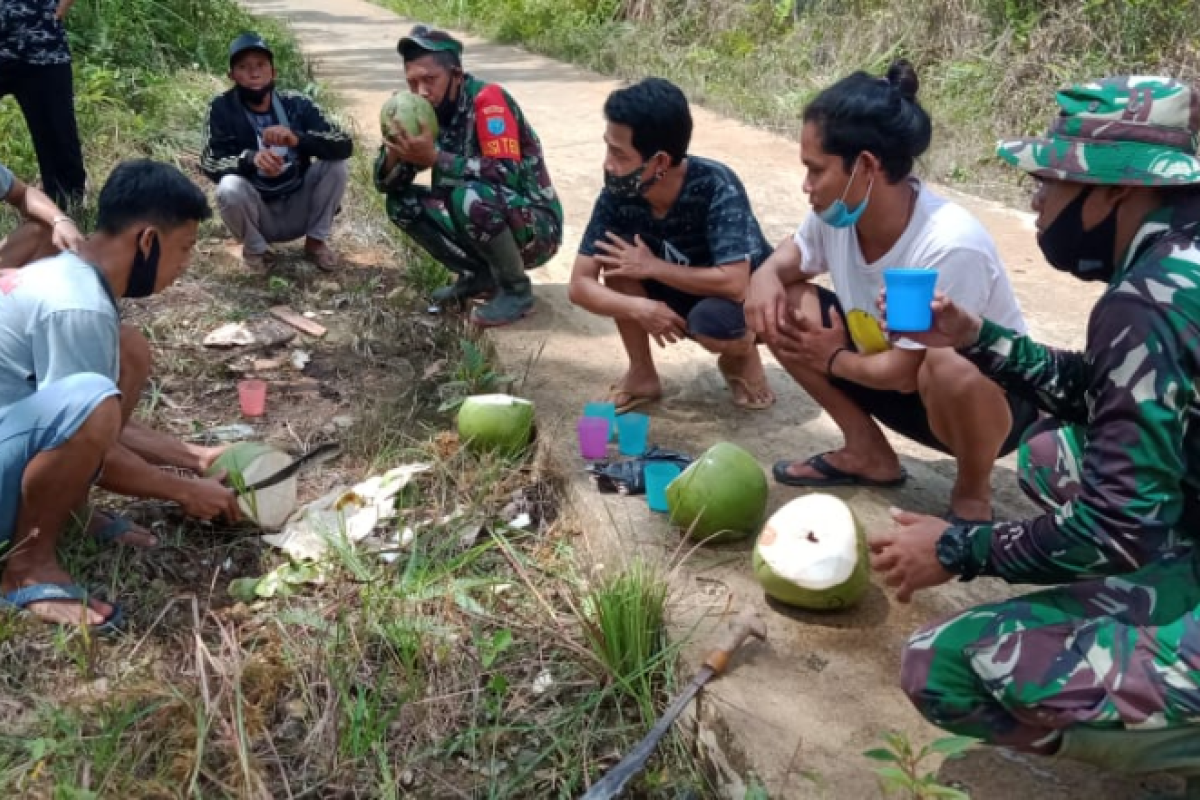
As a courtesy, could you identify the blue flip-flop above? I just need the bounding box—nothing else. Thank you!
[75,511,153,547]
[91,514,135,545]
[1,583,125,635]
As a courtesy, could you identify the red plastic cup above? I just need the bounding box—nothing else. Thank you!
[577,416,610,460]
[238,379,267,417]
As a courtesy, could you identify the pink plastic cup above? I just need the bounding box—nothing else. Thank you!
[577,416,610,459]
[238,379,267,417]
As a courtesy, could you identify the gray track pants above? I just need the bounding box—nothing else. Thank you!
[216,159,349,255]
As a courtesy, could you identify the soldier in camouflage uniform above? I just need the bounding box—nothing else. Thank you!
[375,26,563,327]
[867,77,1200,782]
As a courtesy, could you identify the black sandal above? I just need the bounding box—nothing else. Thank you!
[772,452,908,488]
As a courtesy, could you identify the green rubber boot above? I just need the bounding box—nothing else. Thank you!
[1055,725,1200,778]
[471,230,534,328]
[431,270,497,304]
[401,217,493,303]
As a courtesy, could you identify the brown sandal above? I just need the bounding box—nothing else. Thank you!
[605,384,662,414]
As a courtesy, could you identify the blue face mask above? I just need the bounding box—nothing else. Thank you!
[817,158,874,229]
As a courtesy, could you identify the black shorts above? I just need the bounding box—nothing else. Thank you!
[645,280,746,341]
[816,286,1038,457]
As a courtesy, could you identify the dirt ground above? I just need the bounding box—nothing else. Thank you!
[235,1,1180,797]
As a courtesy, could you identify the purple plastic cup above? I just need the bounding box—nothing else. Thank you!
[577,416,610,459]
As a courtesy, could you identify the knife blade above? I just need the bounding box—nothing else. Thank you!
[242,441,342,492]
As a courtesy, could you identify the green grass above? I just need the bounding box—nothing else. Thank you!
[578,559,671,720]
[0,1,714,796]
[376,0,1199,205]
[0,0,308,198]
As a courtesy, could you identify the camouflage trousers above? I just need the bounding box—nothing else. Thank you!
[386,181,561,276]
[902,417,1200,750]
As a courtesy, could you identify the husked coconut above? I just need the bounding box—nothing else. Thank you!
[207,442,298,530]
[753,493,869,610]
[456,394,535,457]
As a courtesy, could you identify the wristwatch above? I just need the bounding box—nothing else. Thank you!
[935,524,982,582]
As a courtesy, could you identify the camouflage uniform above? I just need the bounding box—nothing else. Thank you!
[902,77,1200,752]
[373,74,563,276]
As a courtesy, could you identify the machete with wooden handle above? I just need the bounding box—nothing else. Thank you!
[580,607,768,800]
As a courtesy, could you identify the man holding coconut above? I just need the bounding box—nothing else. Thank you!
[375,25,563,327]
[0,160,240,630]
[873,76,1200,779]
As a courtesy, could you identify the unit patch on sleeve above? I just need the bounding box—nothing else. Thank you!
[475,84,521,160]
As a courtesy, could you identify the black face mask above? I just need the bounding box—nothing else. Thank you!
[125,232,161,299]
[435,75,461,126]
[1036,186,1120,283]
[237,81,275,107]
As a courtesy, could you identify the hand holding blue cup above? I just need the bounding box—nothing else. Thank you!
[883,268,938,333]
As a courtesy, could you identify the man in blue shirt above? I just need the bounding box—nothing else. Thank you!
[568,78,775,412]
[0,160,241,630]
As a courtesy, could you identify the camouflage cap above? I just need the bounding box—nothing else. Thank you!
[397,25,464,62]
[997,76,1200,186]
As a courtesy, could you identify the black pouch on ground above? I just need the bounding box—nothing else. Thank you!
[586,447,693,495]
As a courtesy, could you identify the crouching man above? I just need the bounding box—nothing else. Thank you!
[376,25,563,327]
[201,32,353,271]
[872,76,1200,782]
[0,160,240,631]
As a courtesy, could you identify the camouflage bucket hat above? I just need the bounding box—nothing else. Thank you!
[997,76,1200,186]
[397,25,464,62]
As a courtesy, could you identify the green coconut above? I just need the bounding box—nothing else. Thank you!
[456,394,535,457]
[753,493,870,611]
[665,442,768,544]
[206,442,298,530]
[380,91,439,141]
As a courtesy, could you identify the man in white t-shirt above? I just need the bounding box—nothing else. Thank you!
[746,65,1037,524]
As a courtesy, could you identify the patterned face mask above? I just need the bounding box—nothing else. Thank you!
[603,155,661,199]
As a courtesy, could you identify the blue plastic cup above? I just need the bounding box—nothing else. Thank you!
[883,268,939,333]
[583,401,618,442]
[644,462,681,513]
[616,412,650,457]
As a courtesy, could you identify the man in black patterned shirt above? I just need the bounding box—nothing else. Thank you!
[568,78,776,412]
[0,0,86,207]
